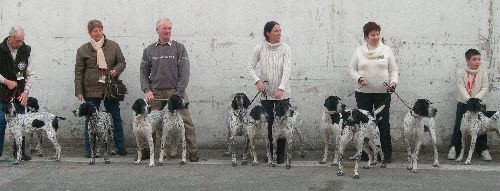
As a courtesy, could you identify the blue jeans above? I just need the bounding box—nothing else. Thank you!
[0,101,26,156]
[84,98,125,154]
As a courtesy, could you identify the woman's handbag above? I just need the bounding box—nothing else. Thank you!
[107,77,127,101]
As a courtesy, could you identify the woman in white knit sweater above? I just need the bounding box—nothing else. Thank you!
[248,21,291,164]
[447,49,491,161]
[349,22,398,163]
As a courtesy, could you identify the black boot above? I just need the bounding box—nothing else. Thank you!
[276,138,286,164]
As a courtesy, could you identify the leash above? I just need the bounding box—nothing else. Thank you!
[345,84,366,98]
[249,81,269,105]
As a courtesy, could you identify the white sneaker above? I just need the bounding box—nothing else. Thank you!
[480,150,492,161]
[447,146,456,160]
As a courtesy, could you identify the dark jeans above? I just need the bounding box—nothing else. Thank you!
[355,92,392,160]
[449,102,488,155]
[84,98,126,154]
[0,100,27,156]
[261,99,288,161]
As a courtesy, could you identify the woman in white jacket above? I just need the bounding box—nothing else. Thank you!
[349,22,398,163]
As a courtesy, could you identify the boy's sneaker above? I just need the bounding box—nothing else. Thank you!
[480,150,492,161]
[447,146,456,160]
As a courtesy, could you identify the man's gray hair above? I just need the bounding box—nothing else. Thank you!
[9,25,24,37]
[156,18,172,30]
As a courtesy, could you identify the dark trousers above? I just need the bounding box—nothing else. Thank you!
[84,98,126,154]
[261,99,288,161]
[449,102,488,155]
[355,92,392,160]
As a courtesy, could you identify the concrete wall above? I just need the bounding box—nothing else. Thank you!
[1,0,499,150]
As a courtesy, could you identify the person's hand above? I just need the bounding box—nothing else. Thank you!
[4,79,17,90]
[109,69,118,77]
[358,77,368,86]
[76,94,84,101]
[386,82,397,92]
[274,89,285,99]
[145,91,155,102]
[255,80,265,92]
[17,91,28,106]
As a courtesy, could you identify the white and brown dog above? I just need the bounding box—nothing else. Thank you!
[131,99,164,166]
[336,106,386,179]
[319,96,345,165]
[246,105,270,166]
[402,99,439,173]
[455,98,500,165]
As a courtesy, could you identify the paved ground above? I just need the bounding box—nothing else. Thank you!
[1,148,500,191]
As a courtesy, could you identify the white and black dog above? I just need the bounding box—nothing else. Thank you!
[246,105,270,166]
[319,96,345,165]
[7,98,65,165]
[73,102,114,165]
[455,98,500,165]
[159,94,188,165]
[402,99,439,173]
[132,99,164,167]
[337,106,386,179]
[271,100,305,169]
[225,93,250,166]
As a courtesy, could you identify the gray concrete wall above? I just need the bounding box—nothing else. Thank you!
[1,0,499,150]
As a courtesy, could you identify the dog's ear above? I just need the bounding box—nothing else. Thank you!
[243,94,251,109]
[249,107,260,121]
[413,99,429,117]
[27,97,39,112]
[132,99,142,115]
[231,98,238,110]
[289,109,295,117]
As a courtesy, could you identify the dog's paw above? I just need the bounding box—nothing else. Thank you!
[353,174,360,179]
[231,162,238,167]
[104,160,111,164]
[363,165,371,169]
[464,161,471,165]
[412,168,419,173]
[433,162,440,167]
[148,163,155,167]
[157,161,164,166]
[319,160,327,164]
[380,164,386,168]
[331,162,339,166]
[54,158,60,162]
[134,160,141,165]
[271,163,277,167]
[407,166,413,171]
[454,158,461,163]
[252,161,259,166]
[89,161,95,165]
[286,164,291,169]
[223,151,230,157]
[337,171,344,176]
[241,161,248,165]
[13,160,20,165]
[180,161,186,165]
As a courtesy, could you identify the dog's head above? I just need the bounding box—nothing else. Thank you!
[344,109,369,126]
[274,99,294,120]
[249,105,269,123]
[413,99,437,117]
[324,96,344,112]
[132,99,151,116]
[167,94,187,113]
[26,97,39,112]
[466,98,483,113]
[231,93,250,110]
[72,102,97,118]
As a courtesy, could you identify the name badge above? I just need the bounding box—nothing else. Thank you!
[16,72,24,80]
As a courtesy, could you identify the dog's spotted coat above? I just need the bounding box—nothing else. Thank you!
[132,99,164,166]
[225,93,251,166]
[246,105,271,166]
[319,96,345,165]
[401,99,439,173]
[159,94,188,165]
[73,102,114,165]
[337,106,386,179]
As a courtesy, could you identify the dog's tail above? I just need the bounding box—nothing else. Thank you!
[52,116,66,131]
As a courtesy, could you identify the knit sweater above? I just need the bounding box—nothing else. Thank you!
[349,42,398,93]
[248,41,291,100]
[456,67,489,103]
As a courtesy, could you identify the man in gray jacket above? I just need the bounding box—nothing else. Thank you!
[140,18,198,162]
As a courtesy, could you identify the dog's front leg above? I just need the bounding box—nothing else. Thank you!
[361,143,372,169]
[241,136,249,165]
[285,131,293,169]
[464,129,478,165]
[403,129,413,170]
[411,138,422,173]
[147,128,155,167]
[353,132,364,179]
[320,130,330,164]
[249,135,258,166]
[158,127,168,166]
[224,122,231,157]
[271,134,278,167]
[89,130,96,165]
[336,129,352,176]
[14,132,23,165]
[455,132,467,163]
[428,125,440,167]
[103,134,110,164]
[134,133,143,165]
[230,128,238,167]
[180,124,187,165]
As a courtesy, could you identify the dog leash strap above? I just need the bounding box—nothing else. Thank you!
[346,84,366,98]
[249,91,261,105]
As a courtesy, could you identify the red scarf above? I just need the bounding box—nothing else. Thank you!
[466,73,477,95]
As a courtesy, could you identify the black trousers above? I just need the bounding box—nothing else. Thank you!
[261,99,287,161]
[355,92,392,160]
[449,102,488,155]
